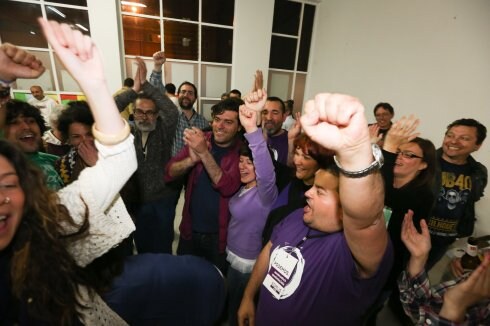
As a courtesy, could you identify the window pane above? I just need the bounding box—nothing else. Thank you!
[124,57,154,83]
[162,62,198,92]
[201,99,220,121]
[202,26,232,63]
[122,15,161,56]
[12,51,55,91]
[269,36,296,70]
[49,0,87,6]
[267,70,293,102]
[297,4,315,72]
[164,20,198,61]
[201,64,230,98]
[0,2,46,48]
[163,0,198,21]
[293,73,306,113]
[45,6,90,35]
[121,0,159,16]
[54,54,81,92]
[272,0,301,35]
[202,0,234,26]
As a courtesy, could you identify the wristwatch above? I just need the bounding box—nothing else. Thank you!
[334,143,384,178]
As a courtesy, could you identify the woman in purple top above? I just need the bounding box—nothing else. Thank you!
[226,89,278,326]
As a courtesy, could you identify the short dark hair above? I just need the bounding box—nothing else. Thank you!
[239,139,275,163]
[57,101,94,142]
[165,83,176,95]
[229,89,241,97]
[373,102,394,116]
[177,81,198,98]
[284,99,294,113]
[266,96,286,114]
[134,93,157,111]
[123,78,134,88]
[211,97,244,119]
[5,100,47,134]
[447,118,487,145]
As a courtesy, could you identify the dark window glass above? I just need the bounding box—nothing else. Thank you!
[163,20,198,60]
[121,0,159,16]
[269,36,296,70]
[202,26,232,63]
[0,2,46,48]
[297,4,315,71]
[49,0,87,6]
[202,0,234,26]
[45,6,90,35]
[272,0,301,35]
[163,0,198,21]
[122,15,161,57]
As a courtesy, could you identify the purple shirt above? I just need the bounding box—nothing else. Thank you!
[267,131,288,165]
[256,209,393,325]
[227,129,278,259]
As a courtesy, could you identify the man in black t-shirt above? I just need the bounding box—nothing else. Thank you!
[426,118,487,270]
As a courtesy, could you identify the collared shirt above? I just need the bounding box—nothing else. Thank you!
[399,269,490,325]
[148,70,208,156]
[172,110,209,156]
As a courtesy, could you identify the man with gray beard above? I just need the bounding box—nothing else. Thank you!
[114,58,179,254]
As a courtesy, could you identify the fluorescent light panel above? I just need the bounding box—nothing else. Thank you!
[75,24,89,32]
[47,6,66,18]
[121,1,147,8]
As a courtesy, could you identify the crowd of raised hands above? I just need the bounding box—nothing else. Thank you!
[1,17,488,326]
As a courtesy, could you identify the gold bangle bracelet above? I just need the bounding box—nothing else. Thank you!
[91,119,131,146]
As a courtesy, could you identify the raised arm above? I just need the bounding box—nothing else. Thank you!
[241,89,278,203]
[148,51,166,94]
[301,93,388,277]
[0,43,46,130]
[39,19,125,136]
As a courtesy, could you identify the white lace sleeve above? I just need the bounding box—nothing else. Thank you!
[57,135,137,267]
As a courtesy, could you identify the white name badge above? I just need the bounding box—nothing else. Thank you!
[263,245,305,300]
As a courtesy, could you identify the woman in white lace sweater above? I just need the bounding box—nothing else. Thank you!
[0,19,136,324]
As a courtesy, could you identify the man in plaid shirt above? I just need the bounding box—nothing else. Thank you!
[398,211,490,325]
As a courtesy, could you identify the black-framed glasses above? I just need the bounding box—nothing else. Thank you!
[396,150,423,159]
[134,109,157,119]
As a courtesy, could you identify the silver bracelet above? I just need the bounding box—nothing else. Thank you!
[333,144,384,178]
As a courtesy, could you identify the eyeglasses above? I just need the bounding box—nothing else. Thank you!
[179,89,195,96]
[396,150,423,159]
[134,109,157,119]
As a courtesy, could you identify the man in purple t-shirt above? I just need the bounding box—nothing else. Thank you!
[238,93,394,325]
[262,96,289,165]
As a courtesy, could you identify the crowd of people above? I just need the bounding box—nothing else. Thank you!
[0,18,488,326]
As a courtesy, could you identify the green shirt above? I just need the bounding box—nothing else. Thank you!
[28,152,64,190]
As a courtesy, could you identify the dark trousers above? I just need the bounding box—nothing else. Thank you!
[134,192,180,254]
[426,235,455,271]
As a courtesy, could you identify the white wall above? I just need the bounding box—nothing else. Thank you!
[306,0,490,235]
[87,0,124,94]
[232,0,275,93]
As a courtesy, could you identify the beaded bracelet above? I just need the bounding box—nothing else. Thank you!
[91,119,131,146]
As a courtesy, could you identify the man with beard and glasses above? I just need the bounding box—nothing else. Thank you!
[147,51,208,156]
[114,58,179,254]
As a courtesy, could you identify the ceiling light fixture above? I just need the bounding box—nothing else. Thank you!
[75,23,89,32]
[47,6,66,18]
[121,1,147,8]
